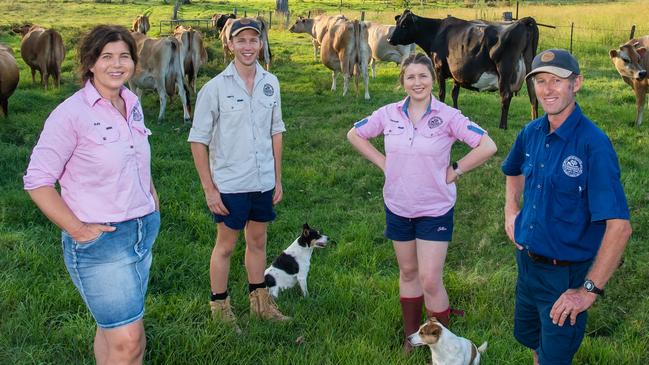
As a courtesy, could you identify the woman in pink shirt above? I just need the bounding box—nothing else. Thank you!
[23,25,160,364]
[347,53,497,353]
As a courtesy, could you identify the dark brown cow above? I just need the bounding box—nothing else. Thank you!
[0,44,20,117]
[15,25,65,90]
[174,25,208,93]
[211,13,235,34]
[389,10,539,129]
[610,36,649,127]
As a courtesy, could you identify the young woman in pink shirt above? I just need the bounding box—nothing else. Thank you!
[23,25,160,364]
[347,53,497,353]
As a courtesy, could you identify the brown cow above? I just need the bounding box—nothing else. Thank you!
[132,12,151,34]
[289,15,347,61]
[0,44,20,117]
[14,25,65,89]
[320,17,371,99]
[174,25,208,93]
[129,32,191,124]
[220,17,272,70]
[610,36,649,127]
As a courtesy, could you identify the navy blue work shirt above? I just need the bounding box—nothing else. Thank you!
[502,103,629,261]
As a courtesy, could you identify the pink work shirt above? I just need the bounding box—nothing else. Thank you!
[23,81,156,223]
[354,96,486,218]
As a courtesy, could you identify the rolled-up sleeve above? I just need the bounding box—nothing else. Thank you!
[270,79,285,135]
[447,111,485,148]
[587,137,630,221]
[24,106,77,190]
[188,81,218,145]
[501,129,526,176]
[353,107,386,140]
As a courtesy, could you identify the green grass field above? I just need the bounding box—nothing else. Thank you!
[1,0,648,364]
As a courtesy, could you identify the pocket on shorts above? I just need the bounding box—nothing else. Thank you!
[63,230,107,249]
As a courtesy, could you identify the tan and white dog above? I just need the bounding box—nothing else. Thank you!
[408,317,488,365]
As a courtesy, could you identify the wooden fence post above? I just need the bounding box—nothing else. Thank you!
[244,10,247,18]
[629,25,636,40]
[570,22,574,54]
[361,11,365,21]
[234,8,237,17]
[269,11,272,29]
[308,10,311,19]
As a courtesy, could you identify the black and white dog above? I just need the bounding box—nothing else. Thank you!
[264,223,328,298]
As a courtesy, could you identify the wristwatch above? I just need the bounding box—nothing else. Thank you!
[583,279,604,296]
[452,161,464,177]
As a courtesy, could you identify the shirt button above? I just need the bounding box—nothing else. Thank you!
[537,184,542,189]
[409,138,412,140]
[533,204,536,209]
[388,129,392,132]
[530,225,534,229]
[540,164,544,168]
[130,145,134,149]
[545,143,550,148]
[102,137,107,140]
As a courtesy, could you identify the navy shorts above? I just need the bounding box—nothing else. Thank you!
[212,189,276,230]
[384,205,454,242]
[514,249,593,365]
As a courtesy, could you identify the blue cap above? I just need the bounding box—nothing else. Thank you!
[526,49,580,79]
[230,18,261,37]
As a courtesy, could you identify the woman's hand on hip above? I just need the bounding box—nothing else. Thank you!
[71,223,116,243]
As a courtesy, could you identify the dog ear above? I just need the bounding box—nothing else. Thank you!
[302,222,310,230]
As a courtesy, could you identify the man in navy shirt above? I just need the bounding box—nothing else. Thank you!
[502,49,632,364]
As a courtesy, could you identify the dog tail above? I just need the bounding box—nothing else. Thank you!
[477,341,488,353]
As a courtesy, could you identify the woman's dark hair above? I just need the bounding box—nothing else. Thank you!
[399,53,435,86]
[77,25,138,85]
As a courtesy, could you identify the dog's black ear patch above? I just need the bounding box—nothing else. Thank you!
[272,253,299,275]
[265,273,277,288]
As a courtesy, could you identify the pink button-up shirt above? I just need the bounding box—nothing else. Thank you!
[23,81,156,223]
[354,96,486,218]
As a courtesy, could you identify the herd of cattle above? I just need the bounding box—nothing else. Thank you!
[0,10,648,128]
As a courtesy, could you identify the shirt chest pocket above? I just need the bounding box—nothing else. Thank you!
[551,173,588,223]
[383,122,406,153]
[220,98,246,113]
[89,123,120,144]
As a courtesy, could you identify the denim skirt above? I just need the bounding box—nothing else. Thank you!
[62,211,160,329]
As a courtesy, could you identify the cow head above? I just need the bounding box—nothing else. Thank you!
[610,40,647,81]
[213,13,236,31]
[388,10,417,46]
[12,24,34,37]
[289,16,312,34]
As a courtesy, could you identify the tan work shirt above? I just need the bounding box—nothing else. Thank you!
[188,62,285,193]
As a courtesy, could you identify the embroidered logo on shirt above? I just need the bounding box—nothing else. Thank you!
[131,105,143,122]
[562,155,583,177]
[428,116,443,129]
[263,83,274,96]
[437,226,448,232]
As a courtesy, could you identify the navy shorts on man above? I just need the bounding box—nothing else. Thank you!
[213,189,276,230]
[385,206,454,242]
[514,249,592,365]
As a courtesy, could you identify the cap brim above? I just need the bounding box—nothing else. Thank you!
[231,26,260,37]
[526,66,574,79]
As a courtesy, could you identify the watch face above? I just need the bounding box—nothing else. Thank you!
[584,281,594,291]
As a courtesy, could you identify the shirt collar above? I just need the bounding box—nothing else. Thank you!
[82,80,140,118]
[398,94,439,118]
[536,102,583,140]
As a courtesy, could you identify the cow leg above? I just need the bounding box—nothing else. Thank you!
[342,73,350,97]
[331,71,337,91]
[176,75,192,124]
[370,58,376,79]
[31,68,36,84]
[499,92,513,130]
[42,71,49,90]
[0,98,7,117]
[157,88,167,122]
[451,82,461,109]
[632,85,646,127]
